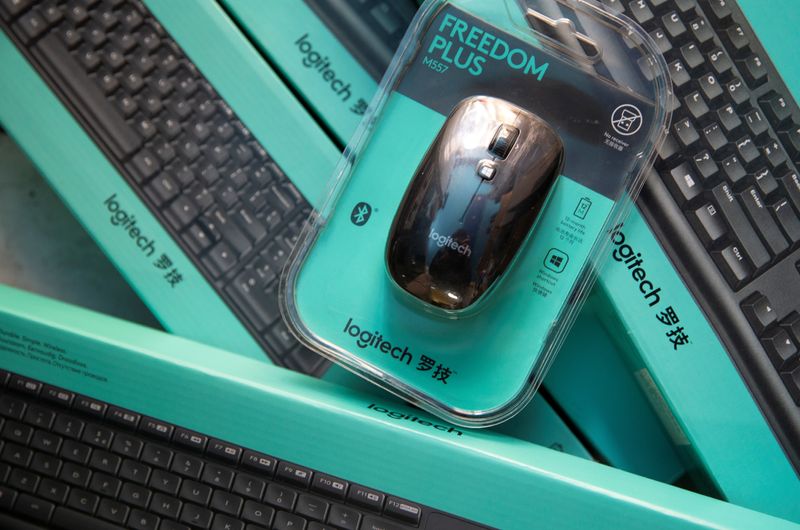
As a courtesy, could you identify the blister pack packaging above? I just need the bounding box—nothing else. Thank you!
[282,0,672,426]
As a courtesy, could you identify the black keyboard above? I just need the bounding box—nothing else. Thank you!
[0,0,329,376]
[304,0,417,80]
[600,0,800,471]
[0,369,490,530]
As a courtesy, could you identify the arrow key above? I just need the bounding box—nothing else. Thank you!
[762,327,798,370]
[741,293,778,334]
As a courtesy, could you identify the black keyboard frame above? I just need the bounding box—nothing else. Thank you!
[0,0,330,377]
[0,369,492,530]
[626,0,800,474]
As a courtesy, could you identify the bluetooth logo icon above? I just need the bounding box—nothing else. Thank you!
[351,202,372,226]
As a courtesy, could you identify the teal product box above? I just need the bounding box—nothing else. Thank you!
[595,208,800,523]
[543,294,686,484]
[0,0,339,365]
[283,0,671,426]
[221,0,381,145]
[0,283,797,530]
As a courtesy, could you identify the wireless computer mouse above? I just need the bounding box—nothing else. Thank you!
[386,96,565,313]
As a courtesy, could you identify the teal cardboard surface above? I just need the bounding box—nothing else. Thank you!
[545,295,686,484]
[0,0,338,364]
[221,0,378,145]
[595,208,800,522]
[0,283,797,530]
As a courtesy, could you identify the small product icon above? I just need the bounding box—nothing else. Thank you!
[574,197,592,219]
[351,202,372,226]
[611,104,643,136]
[544,248,569,273]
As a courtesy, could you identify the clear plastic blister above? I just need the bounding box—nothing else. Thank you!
[281,0,672,426]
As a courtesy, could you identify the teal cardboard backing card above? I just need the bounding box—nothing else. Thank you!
[294,93,612,416]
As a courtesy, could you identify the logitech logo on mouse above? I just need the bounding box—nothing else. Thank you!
[429,228,472,257]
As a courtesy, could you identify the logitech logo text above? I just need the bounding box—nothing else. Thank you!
[429,228,472,257]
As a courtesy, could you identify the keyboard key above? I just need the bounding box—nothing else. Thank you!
[702,123,727,152]
[129,509,160,530]
[264,483,297,511]
[14,493,54,523]
[67,488,100,514]
[692,151,718,180]
[61,439,92,464]
[9,375,41,395]
[31,429,62,455]
[89,472,122,498]
[742,54,768,86]
[31,451,62,477]
[211,489,244,516]
[141,417,175,441]
[111,433,143,458]
[296,494,330,522]
[773,200,800,243]
[225,274,281,332]
[742,293,779,334]
[141,444,173,469]
[180,479,213,506]
[74,396,107,418]
[3,420,33,444]
[1,442,32,467]
[211,514,245,530]
[385,497,422,525]
[0,485,15,511]
[242,450,276,476]
[150,468,182,496]
[23,405,55,429]
[680,43,704,69]
[708,48,733,76]
[202,463,235,490]
[274,511,308,530]
[97,498,129,525]
[207,439,241,464]
[54,506,127,530]
[713,183,770,269]
[119,458,151,484]
[82,424,114,449]
[739,187,788,255]
[107,406,141,429]
[39,478,69,504]
[326,504,360,530]
[0,395,26,420]
[691,204,727,247]
[735,136,760,165]
[60,462,91,488]
[277,461,313,488]
[674,118,699,148]
[762,139,788,169]
[171,452,204,480]
[151,492,182,519]
[628,0,653,24]
[312,473,348,500]
[666,163,701,204]
[714,245,753,289]
[41,385,74,407]
[120,481,151,508]
[175,428,208,452]
[699,73,723,102]
[232,473,265,500]
[347,484,384,511]
[725,77,749,106]
[762,328,798,371]
[203,242,237,278]
[761,92,793,124]
[9,467,39,492]
[685,91,709,119]
[754,168,779,196]
[242,500,275,527]
[181,503,214,529]
[721,155,747,184]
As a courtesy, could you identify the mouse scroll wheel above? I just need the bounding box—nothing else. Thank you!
[489,124,520,159]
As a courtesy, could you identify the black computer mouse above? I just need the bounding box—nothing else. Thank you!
[386,96,565,313]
